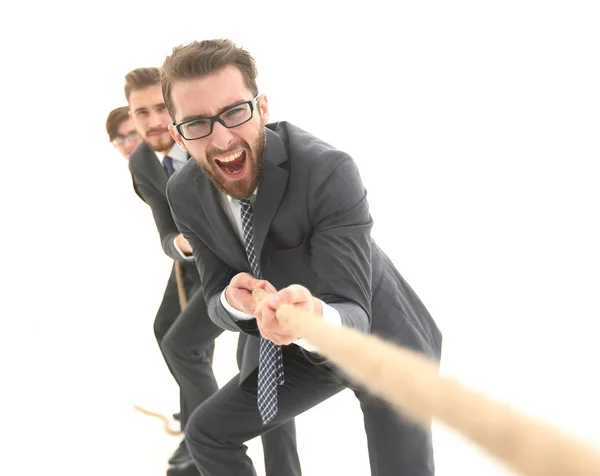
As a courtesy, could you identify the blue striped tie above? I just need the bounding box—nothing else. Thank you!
[238,198,284,425]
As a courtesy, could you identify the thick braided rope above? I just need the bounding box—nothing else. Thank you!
[252,288,600,476]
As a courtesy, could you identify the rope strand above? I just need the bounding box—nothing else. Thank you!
[133,260,189,434]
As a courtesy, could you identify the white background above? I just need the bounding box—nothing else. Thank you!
[2,1,599,475]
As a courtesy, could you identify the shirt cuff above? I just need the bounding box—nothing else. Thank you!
[173,236,195,261]
[220,292,341,353]
[220,289,255,320]
[294,300,341,353]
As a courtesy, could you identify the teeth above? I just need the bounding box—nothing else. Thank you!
[218,150,243,163]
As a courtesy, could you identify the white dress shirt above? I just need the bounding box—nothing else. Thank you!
[217,189,342,353]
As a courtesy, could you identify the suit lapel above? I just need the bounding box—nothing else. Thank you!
[253,129,289,262]
[144,144,193,197]
[190,128,289,271]
[140,144,169,196]
[194,172,249,269]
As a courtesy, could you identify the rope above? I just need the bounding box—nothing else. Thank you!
[252,288,600,476]
[174,260,188,310]
[133,260,189,435]
[133,405,183,436]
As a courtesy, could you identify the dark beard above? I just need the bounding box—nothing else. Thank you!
[200,127,266,199]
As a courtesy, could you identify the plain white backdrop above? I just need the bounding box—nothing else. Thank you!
[2,1,600,475]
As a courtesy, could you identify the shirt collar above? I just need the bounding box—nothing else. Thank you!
[225,188,258,204]
[155,143,187,164]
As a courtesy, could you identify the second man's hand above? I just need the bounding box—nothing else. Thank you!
[175,233,193,256]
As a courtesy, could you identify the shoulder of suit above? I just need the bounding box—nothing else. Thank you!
[272,121,351,168]
[129,143,155,172]
[166,154,200,197]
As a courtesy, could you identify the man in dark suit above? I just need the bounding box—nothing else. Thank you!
[163,40,443,476]
[125,67,301,476]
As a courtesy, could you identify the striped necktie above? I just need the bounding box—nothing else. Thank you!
[238,198,284,425]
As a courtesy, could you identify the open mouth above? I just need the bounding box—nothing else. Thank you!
[215,150,247,177]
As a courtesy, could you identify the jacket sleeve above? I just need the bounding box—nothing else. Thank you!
[129,164,190,262]
[307,150,373,335]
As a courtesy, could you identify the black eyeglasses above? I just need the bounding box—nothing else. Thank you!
[173,96,259,140]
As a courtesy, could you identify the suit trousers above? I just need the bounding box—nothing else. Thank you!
[153,263,202,427]
[161,289,302,475]
[160,287,220,428]
[185,345,435,476]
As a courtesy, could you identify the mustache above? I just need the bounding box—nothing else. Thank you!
[147,127,168,135]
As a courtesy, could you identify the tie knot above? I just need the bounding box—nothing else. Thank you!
[238,198,252,208]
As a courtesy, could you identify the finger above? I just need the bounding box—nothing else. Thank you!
[258,299,282,332]
[277,284,311,304]
[265,294,281,311]
[269,332,297,346]
[231,272,260,290]
[254,297,273,323]
[255,293,279,313]
[229,273,245,287]
[254,280,276,297]
[264,333,288,346]
[259,327,292,345]
[261,280,278,294]
[256,305,296,344]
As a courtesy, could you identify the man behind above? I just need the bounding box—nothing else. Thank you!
[106,106,141,159]
[125,67,301,476]
[164,39,443,476]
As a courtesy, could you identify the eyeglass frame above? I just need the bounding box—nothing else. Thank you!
[172,95,260,141]
[112,130,139,146]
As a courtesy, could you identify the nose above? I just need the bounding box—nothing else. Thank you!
[210,121,234,151]
[149,110,168,129]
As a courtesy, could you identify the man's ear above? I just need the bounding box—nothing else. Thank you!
[258,95,269,124]
[168,124,187,152]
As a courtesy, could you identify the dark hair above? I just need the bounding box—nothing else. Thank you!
[105,106,130,141]
[161,39,258,118]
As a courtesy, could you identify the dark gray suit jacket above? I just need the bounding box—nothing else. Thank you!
[167,122,442,379]
[129,142,200,311]
[130,142,197,265]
